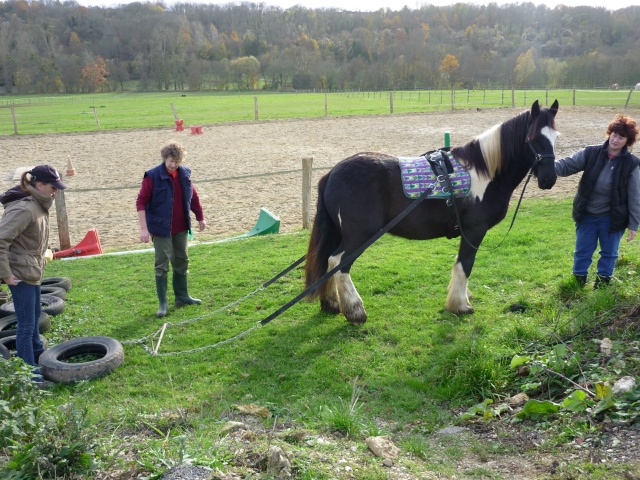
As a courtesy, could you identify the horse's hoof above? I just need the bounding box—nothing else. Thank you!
[343,307,367,325]
[320,300,341,315]
[449,305,474,315]
[347,317,367,326]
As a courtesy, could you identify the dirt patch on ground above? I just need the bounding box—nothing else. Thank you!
[2,105,638,252]
[96,407,640,479]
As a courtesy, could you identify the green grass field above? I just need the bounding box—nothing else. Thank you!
[0,88,637,135]
[2,88,640,477]
[2,197,639,478]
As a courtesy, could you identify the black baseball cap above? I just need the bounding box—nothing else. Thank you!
[30,165,67,190]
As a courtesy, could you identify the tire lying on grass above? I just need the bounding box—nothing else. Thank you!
[40,336,125,383]
[40,286,67,300]
[0,343,10,361]
[0,294,65,317]
[41,276,72,291]
[0,334,48,353]
[0,312,51,338]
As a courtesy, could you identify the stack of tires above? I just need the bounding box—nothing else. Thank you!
[0,277,69,351]
[0,276,124,384]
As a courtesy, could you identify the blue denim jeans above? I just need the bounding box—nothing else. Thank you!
[8,281,45,373]
[574,214,624,277]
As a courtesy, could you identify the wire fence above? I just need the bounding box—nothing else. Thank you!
[3,90,633,254]
[1,88,638,136]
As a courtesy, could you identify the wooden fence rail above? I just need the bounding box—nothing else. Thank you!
[54,158,322,251]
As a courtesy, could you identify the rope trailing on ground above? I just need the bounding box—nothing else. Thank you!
[121,255,307,356]
[125,185,432,356]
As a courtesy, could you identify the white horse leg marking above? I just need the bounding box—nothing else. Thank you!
[446,260,473,314]
[328,252,367,324]
[320,255,340,313]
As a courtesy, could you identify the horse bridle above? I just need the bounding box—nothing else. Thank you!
[438,138,555,251]
[526,137,556,175]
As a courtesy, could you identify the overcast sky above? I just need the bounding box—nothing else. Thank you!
[83,0,637,12]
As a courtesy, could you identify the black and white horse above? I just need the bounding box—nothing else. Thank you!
[304,100,559,324]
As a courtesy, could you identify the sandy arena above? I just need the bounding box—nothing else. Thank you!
[2,105,638,252]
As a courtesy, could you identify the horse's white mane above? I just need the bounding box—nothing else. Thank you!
[476,123,502,179]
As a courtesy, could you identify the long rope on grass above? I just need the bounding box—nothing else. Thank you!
[120,254,307,356]
[120,286,266,356]
[124,173,434,356]
[145,321,263,357]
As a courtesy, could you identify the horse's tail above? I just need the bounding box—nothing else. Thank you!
[305,173,340,301]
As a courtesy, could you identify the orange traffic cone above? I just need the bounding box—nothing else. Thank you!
[66,156,76,177]
[53,229,102,259]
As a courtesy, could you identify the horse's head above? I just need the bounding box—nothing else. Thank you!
[527,99,559,190]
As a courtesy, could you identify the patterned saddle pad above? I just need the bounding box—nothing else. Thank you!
[399,152,471,199]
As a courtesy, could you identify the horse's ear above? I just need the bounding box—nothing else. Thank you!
[550,99,559,116]
[531,100,540,117]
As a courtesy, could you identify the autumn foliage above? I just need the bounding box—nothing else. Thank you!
[81,57,109,92]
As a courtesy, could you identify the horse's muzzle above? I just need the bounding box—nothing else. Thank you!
[537,174,557,190]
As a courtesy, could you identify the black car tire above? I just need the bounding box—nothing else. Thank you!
[39,336,125,383]
[40,286,67,300]
[0,334,48,353]
[41,277,72,291]
[0,295,65,316]
[0,312,51,338]
[0,343,10,360]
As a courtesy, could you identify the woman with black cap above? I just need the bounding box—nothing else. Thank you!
[0,165,66,385]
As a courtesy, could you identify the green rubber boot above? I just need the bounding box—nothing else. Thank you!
[173,273,201,307]
[155,274,169,317]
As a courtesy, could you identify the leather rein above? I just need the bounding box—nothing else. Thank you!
[430,140,555,251]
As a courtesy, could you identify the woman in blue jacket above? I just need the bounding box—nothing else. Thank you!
[136,142,207,317]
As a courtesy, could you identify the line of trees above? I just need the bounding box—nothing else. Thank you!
[1,1,639,95]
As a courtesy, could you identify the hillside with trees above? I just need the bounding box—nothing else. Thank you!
[1,0,639,94]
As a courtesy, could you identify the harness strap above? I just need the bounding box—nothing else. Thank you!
[259,187,432,326]
[443,162,536,252]
[427,150,461,236]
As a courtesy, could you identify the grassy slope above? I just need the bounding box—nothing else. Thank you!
[36,197,640,477]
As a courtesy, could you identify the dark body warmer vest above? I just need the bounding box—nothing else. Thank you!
[144,163,193,237]
[572,144,639,233]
